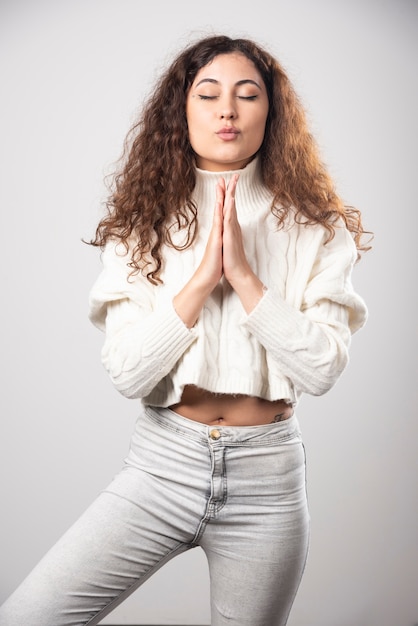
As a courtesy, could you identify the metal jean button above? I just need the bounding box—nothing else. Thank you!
[209,429,221,440]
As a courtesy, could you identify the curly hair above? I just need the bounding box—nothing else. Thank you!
[89,34,371,284]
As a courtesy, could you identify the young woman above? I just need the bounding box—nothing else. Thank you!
[0,34,369,626]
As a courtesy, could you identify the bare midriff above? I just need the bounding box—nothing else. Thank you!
[170,385,293,427]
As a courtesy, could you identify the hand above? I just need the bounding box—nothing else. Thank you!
[221,174,265,312]
[220,174,253,285]
[192,179,224,290]
[173,173,265,327]
[172,181,223,328]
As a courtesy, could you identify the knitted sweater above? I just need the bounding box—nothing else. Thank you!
[89,157,367,407]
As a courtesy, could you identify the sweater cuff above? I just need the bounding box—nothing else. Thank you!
[142,301,198,360]
[242,288,301,345]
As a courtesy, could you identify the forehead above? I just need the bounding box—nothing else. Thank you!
[192,52,263,85]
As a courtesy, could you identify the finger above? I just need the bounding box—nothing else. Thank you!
[212,179,225,231]
[216,181,224,197]
[224,174,239,218]
[226,173,239,194]
[215,177,226,209]
[217,177,226,195]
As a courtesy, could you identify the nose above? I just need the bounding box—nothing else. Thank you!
[220,108,237,120]
[221,111,236,119]
[219,96,237,119]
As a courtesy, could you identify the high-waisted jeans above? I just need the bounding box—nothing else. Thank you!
[0,406,310,626]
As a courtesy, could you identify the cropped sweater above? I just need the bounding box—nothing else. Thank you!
[88,157,368,407]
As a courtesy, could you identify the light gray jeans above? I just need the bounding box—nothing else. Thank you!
[0,406,310,626]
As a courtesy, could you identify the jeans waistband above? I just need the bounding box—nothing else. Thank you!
[144,405,301,447]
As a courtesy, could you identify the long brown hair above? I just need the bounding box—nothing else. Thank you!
[89,35,371,284]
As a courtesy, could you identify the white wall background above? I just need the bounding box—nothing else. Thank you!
[0,1,417,625]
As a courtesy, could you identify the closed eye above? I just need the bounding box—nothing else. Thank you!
[197,95,258,101]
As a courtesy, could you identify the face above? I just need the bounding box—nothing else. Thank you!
[186,52,269,171]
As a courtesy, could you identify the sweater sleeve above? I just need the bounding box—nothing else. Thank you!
[242,225,368,397]
[88,242,198,399]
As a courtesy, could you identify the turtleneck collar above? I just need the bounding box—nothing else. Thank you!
[193,156,273,219]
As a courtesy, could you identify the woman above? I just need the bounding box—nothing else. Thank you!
[0,34,369,626]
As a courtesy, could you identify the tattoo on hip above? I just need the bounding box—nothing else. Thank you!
[271,412,285,423]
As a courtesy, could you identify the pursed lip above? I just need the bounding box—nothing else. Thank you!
[216,127,240,140]
[216,126,239,135]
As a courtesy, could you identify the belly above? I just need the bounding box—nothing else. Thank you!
[170,385,293,426]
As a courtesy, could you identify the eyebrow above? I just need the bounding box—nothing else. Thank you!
[195,78,262,90]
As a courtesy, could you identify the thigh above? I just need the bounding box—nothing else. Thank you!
[203,516,309,626]
[201,437,310,626]
[0,408,213,626]
[0,470,192,626]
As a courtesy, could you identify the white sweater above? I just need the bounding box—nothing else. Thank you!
[89,157,367,407]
